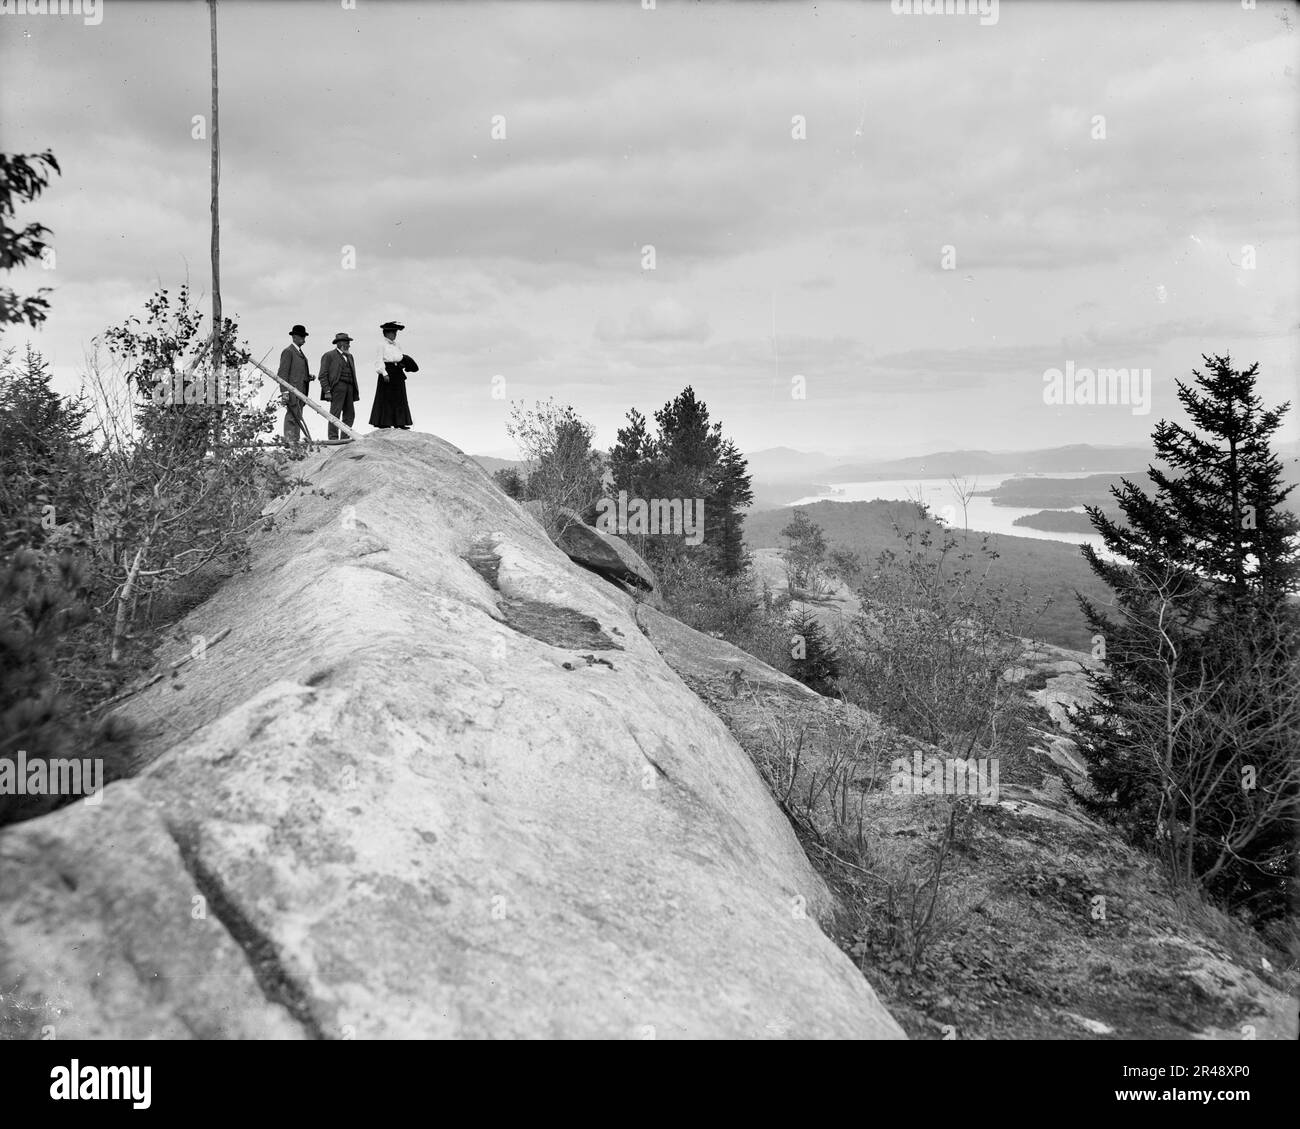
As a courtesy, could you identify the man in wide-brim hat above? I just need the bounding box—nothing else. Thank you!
[318,332,359,441]
[277,324,314,446]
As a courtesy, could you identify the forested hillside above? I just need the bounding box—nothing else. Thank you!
[744,500,1113,650]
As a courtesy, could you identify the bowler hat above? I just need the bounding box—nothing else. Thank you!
[290,324,309,337]
[332,332,352,344]
[379,320,405,332]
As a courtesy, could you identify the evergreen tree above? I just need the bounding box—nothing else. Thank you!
[788,606,840,696]
[1073,355,1300,921]
[608,388,752,579]
[707,439,753,578]
[609,407,653,499]
[0,345,96,552]
[1086,355,1299,604]
[653,386,721,495]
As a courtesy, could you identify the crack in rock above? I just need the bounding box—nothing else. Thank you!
[165,821,327,1040]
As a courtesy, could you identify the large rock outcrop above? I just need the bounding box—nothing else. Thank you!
[520,499,662,605]
[0,432,903,1040]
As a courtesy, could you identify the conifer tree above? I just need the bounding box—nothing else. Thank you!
[788,606,840,696]
[1074,355,1299,921]
[608,388,752,579]
[707,438,753,578]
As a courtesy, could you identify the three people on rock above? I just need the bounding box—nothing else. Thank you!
[276,320,419,445]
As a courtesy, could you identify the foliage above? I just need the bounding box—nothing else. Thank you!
[840,513,1041,761]
[609,386,753,579]
[0,344,97,554]
[1073,355,1300,923]
[658,554,791,673]
[0,150,60,328]
[745,499,1113,651]
[754,708,970,978]
[0,284,283,829]
[492,466,525,500]
[0,549,132,828]
[780,509,828,595]
[787,606,841,695]
[506,398,603,531]
[87,286,282,659]
[828,546,863,586]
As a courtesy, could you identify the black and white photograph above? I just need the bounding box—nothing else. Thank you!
[0,0,1297,1090]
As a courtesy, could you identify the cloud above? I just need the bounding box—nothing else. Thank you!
[595,297,710,344]
[2,0,1294,459]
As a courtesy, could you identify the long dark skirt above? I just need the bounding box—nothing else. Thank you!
[369,363,413,429]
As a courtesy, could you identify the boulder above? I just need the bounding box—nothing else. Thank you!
[520,499,661,605]
[0,432,902,1040]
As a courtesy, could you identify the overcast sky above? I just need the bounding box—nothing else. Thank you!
[1,0,1296,459]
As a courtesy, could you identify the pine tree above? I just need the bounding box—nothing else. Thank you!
[609,388,752,579]
[0,345,96,551]
[788,607,840,696]
[609,407,654,499]
[653,386,721,493]
[707,439,753,578]
[1085,355,1299,604]
[1073,355,1300,921]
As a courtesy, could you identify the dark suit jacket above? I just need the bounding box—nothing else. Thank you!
[318,349,359,402]
[277,344,312,393]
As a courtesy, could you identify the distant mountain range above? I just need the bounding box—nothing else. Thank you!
[473,441,1300,509]
[746,443,1159,483]
[472,455,523,475]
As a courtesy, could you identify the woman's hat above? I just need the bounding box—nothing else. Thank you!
[379,320,405,332]
[290,324,309,337]
[332,332,352,344]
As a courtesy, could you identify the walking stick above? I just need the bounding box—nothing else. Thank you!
[251,356,358,441]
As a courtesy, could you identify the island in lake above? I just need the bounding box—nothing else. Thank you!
[1012,509,1104,535]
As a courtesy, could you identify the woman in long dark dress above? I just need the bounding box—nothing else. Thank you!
[369,320,417,429]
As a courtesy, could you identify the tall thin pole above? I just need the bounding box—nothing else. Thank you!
[209,0,222,381]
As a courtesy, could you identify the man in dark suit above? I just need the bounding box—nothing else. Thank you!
[277,324,313,445]
[318,332,359,440]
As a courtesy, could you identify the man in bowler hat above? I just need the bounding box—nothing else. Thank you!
[318,332,359,440]
[277,324,314,445]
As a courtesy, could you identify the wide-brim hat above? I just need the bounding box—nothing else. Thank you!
[290,324,309,336]
[332,332,352,344]
[379,321,406,332]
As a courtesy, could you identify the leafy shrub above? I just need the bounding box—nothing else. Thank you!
[0,549,132,826]
[840,518,1042,763]
[658,555,792,673]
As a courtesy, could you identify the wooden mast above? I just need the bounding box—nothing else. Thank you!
[209,0,222,386]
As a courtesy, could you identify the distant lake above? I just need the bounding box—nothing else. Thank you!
[788,472,1117,554]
